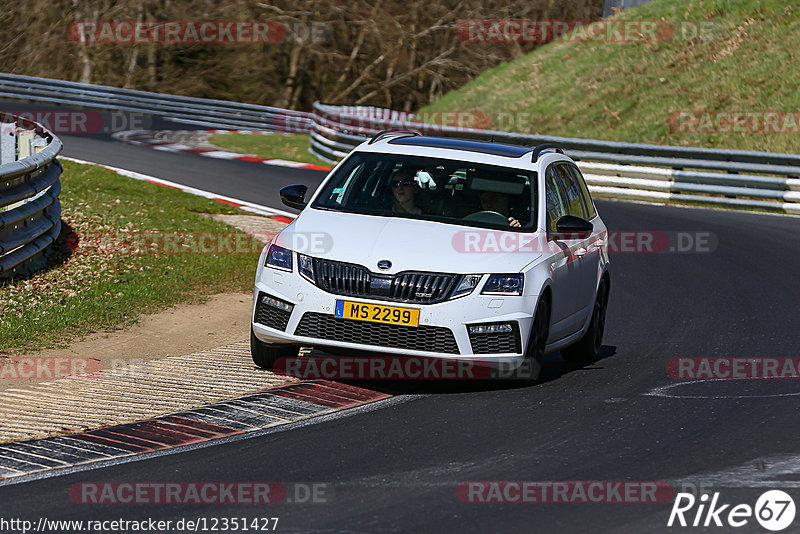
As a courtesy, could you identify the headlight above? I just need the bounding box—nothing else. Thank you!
[297,253,315,281]
[482,274,523,296]
[450,274,482,299]
[265,244,292,271]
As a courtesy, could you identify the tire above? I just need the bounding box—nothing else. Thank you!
[517,295,550,383]
[250,327,299,369]
[561,279,609,364]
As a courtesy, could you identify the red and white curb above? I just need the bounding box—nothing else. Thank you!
[61,156,297,224]
[112,130,333,171]
[0,380,390,481]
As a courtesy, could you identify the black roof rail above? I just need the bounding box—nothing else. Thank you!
[531,143,564,162]
[368,129,422,145]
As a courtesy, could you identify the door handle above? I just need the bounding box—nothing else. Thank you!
[573,248,587,257]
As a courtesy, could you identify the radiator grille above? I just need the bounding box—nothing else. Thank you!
[294,312,459,354]
[311,257,458,304]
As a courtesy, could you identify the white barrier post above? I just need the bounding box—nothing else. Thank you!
[0,122,15,164]
[16,130,35,159]
[30,137,47,154]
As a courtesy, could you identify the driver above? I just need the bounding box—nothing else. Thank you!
[479,190,522,227]
[390,167,423,214]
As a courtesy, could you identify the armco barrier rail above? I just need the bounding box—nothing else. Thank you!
[310,103,800,214]
[0,73,313,133]
[1,73,796,213]
[0,113,63,278]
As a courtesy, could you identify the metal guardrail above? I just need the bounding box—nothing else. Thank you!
[0,73,313,133]
[310,103,800,215]
[0,114,63,278]
[3,73,797,214]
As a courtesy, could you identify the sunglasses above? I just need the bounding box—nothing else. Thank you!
[391,179,415,188]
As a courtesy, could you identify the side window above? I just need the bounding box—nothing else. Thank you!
[567,165,596,219]
[555,164,587,219]
[330,163,364,205]
[352,160,390,207]
[545,166,568,232]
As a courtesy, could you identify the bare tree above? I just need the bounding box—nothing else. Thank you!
[0,0,602,110]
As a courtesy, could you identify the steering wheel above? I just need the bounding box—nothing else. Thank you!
[464,210,509,225]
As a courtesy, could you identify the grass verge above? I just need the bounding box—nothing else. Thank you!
[208,133,332,168]
[0,160,269,354]
[421,0,800,154]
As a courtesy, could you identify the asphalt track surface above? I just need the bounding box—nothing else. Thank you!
[3,109,800,532]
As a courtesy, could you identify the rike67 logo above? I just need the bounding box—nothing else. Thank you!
[668,490,796,531]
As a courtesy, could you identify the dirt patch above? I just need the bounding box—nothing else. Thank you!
[0,292,253,391]
[0,214,288,392]
[206,213,287,240]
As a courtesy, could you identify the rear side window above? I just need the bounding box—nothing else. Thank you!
[555,164,587,219]
[544,166,568,232]
[566,165,596,219]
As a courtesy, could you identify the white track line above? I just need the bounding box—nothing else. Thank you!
[60,156,297,220]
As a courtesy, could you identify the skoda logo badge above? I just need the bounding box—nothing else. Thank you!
[377,260,392,271]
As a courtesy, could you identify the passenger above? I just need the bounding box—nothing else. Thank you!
[390,168,423,214]
[479,190,522,227]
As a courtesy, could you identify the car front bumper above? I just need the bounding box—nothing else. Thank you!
[251,266,539,368]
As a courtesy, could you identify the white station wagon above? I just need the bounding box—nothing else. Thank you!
[251,132,610,381]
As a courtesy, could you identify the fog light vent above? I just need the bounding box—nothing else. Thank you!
[261,294,294,312]
[255,292,294,331]
[468,323,513,334]
[467,321,521,354]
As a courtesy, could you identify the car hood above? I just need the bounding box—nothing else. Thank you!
[277,208,542,274]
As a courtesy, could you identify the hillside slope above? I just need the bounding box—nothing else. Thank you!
[421,0,800,154]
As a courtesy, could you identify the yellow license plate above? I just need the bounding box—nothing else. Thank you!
[334,300,420,327]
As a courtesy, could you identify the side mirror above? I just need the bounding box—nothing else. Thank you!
[552,215,593,240]
[280,184,308,210]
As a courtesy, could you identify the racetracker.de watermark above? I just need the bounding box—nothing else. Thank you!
[456,481,674,503]
[68,231,334,256]
[70,482,328,505]
[274,357,634,381]
[316,109,492,134]
[1,110,151,135]
[68,231,274,255]
[668,111,800,134]
[0,357,102,380]
[456,19,720,43]
[274,356,492,380]
[69,21,330,45]
[667,357,800,380]
[451,231,717,254]
[412,110,491,130]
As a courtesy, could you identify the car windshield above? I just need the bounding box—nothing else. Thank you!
[311,152,537,231]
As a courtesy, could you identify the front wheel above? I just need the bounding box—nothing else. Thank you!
[517,296,550,383]
[561,279,608,364]
[250,327,299,369]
